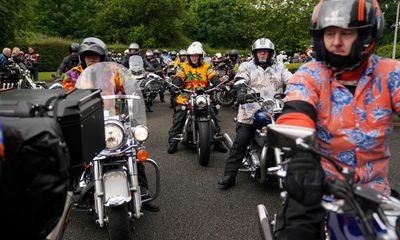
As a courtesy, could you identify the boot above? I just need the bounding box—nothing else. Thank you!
[217,175,236,189]
[167,142,178,154]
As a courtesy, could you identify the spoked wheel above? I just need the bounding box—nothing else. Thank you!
[107,203,132,240]
[217,91,235,106]
[196,121,211,166]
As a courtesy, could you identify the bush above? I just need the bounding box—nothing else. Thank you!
[376,43,400,59]
[286,63,303,73]
[24,37,71,72]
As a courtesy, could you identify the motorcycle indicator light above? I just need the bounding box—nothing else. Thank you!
[195,95,207,108]
[104,123,125,150]
[137,149,149,162]
[131,125,149,142]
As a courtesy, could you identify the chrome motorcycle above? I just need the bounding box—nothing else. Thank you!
[130,55,162,112]
[74,62,160,240]
[257,124,400,240]
[232,80,286,186]
[0,59,47,90]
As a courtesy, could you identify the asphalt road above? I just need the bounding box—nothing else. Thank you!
[64,95,400,240]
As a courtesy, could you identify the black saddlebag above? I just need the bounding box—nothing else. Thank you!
[0,88,105,166]
[0,117,69,239]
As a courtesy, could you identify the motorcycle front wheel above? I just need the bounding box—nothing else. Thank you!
[216,91,235,106]
[197,121,211,166]
[107,203,132,240]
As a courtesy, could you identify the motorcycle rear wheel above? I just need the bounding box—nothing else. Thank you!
[197,121,211,166]
[107,203,132,240]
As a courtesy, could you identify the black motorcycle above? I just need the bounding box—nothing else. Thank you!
[168,80,231,166]
[0,60,47,90]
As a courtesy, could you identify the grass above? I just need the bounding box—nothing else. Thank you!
[39,72,57,81]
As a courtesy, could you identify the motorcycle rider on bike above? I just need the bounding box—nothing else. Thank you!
[174,49,188,68]
[121,42,140,68]
[218,38,292,188]
[273,1,400,239]
[63,37,159,211]
[55,43,80,79]
[167,41,228,154]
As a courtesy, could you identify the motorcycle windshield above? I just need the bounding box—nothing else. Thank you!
[75,62,146,126]
[129,55,144,72]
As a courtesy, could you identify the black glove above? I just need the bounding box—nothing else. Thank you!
[284,151,324,206]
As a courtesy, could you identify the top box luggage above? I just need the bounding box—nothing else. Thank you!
[0,88,105,166]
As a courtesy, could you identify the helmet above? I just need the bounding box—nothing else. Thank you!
[215,53,222,59]
[178,49,187,56]
[145,49,154,58]
[229,49,238,58]
[251,38,275,66]
[187,43,203,55]
[129,42,140,54]
[153,49,160,56]
[162,49,168,54]
[70,42,79,52]
[170,50,177,56]
[280,51,286,55]
[79,37,107,68]
[311,0,384,70]
[187,42,204,67]
[129,42,140,50]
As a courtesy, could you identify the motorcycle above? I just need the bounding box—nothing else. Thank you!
[257,124,400,240]
[214,62,236,106]
[168,79,231,166]
[130,55,162,112]
[74,62,160,240]
[0,59,47,90]
[231,79,286,185]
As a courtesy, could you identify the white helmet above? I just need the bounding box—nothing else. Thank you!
[252,38,275,52]
[178,49,187,56]
[129,42,140,49]
[251,38,275,66]
[187,42,203,55]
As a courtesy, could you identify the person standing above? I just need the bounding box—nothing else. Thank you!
[25,46,40,82]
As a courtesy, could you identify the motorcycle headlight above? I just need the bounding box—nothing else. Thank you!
[104,123,125,150]
[195,95,207,108]
[131,125,149,142]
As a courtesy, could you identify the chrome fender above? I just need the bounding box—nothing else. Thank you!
[103,170,131,207]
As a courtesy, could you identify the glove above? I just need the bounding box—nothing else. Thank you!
[284,151,324,206]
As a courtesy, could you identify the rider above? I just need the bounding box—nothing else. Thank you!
[274,1,397,239]
[227,49,240,74]
[276,50,288,65]
[167,41,228,154]
[63,37,159,211]
[217,38,292,188]
[55,42,80,79]
[121,42,140,68]
[174,49,187,68]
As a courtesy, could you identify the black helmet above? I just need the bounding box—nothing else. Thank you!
[79,37,107,68]
[229,49,239,61]
[311,0,384,70]
[153,49,160,56]
[70,42,79,52]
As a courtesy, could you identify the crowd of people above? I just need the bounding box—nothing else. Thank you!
[1,0,400,239]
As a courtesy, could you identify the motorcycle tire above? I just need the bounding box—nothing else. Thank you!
[107,203,132,240]
[197,121,211,166]
[216,91,235,106]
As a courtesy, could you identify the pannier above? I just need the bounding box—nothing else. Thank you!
[0,88,105,166]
